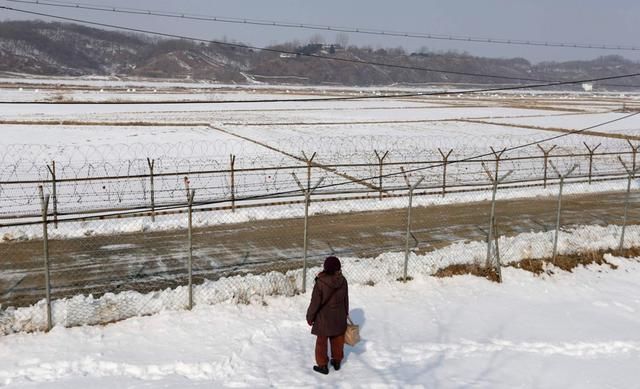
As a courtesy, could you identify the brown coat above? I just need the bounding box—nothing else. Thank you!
[306,271,349,337]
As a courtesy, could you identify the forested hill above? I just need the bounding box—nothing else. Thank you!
[1,20,639,88]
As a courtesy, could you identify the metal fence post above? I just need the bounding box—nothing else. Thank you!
[617,157,638,251]
[438,148,453,197]
[492,216,502,283]
[38,185,52,331]
[553,176,565,263]
[46,161,58,229]
[482,163,513,268]
[550,163,578,263]
[487,179,498,267]
[627,140,640,172]
[583,142,601,185]
[302,151,316,193]
[292,173,324,293]
[147,158,155,222]
[187,188,196,310]
[400,167,425,282]
[490,147,506,181]
[537,144,556,189]
[302,192,310,291]
[230,154,236,212]
[374,150,389,200]
[183,176,190,200]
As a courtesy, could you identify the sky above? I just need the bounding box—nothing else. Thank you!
[1,0,640,63]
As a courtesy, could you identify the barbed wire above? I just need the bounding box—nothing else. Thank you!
[8,0,640,53]
[1,137,638,220]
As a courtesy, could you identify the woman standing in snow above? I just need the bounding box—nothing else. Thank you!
[306,256,349,375]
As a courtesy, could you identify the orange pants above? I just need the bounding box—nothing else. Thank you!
[315,335,345,367]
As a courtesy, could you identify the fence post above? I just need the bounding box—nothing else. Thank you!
[230,154,236,212]
[549,163,578,263]
[583,142,601,185]
[627,140,640,172]
[292,173,324,293]
[536,144,557,189]
[490,147,506,181]
[302,151,317,194]
[617,157,638,251]
[147,158,155,222]
[482,163,513,268]
[46,161,58,229]
[400,167,425,282]
[187,188,196,310]
[493,216,502,283]
[374,150,389,200]
[38,185,52,331]
[438,148,453,197]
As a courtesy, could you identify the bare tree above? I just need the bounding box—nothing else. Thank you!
[309,34,325,44]
[335,32,349,48]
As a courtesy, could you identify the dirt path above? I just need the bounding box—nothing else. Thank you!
[1,190,637,308]
[459,118,640,141]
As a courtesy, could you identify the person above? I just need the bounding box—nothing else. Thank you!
[306,256,349,375]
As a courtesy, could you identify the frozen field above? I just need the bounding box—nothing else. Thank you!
[2,81,639,155]
[487,112,640,136]
[1,81,639,222]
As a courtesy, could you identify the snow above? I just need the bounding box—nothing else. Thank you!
[1,250,639,387]
[0,124,241,149]
[488,112,640,136]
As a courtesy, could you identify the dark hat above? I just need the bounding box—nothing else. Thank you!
[323,256,341,274]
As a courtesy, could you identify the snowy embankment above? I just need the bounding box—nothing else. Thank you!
[2,224,639,337]
[0,252,639,387]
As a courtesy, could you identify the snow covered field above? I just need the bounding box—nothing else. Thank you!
[1,254,639,388]
[488,112,640,136]
[1,84,639,222]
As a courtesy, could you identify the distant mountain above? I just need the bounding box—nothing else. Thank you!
[1,20,639,89]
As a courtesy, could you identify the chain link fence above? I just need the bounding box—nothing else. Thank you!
[1,143,640,335]
[2,138,638,219]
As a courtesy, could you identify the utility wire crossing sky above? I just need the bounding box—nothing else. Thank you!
[1,0,639,62]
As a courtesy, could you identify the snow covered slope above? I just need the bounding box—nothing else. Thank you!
[1,254,639,388]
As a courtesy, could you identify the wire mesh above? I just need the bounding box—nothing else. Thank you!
[1,140,637,220]
[2,141,640,335]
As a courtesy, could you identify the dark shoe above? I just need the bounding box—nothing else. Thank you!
[330,359,341,371]
[313,365,329,375]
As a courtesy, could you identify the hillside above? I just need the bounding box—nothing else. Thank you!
[1,20,640,88]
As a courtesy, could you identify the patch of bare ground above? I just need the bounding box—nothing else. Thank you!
[610,246,640,259]
[508,247,640,275]
[508,258,545,275]
[435,247,640,281]
[434,263,500,283]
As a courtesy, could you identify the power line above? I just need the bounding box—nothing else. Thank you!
[2,111,637,227]
[2,71,640,105]
[1,6,640,105]
[2,4,640,95]
[0,5,549,84]
[0,8,638,237]
[5,0,640,53]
